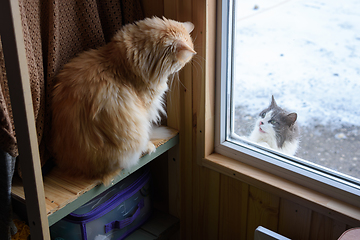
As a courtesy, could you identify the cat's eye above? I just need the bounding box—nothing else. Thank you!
[260,112,266,118]
[269,120,277,125]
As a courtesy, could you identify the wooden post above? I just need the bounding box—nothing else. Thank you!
[0,0,50,239]
[165,1,219,239]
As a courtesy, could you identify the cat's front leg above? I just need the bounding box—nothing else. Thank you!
[146,141,156,154]
[258,142,270,148]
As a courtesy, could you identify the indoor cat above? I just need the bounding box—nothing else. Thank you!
[51,17,195,184]
[236,96,300,155]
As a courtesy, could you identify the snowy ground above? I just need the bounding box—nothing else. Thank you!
[232,0,360,179]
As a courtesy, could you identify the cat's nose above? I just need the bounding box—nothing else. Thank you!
[260,121,264,125]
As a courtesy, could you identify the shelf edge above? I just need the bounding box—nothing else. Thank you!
[47,134,178,226]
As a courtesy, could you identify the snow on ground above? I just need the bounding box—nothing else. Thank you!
[233,0,360,129]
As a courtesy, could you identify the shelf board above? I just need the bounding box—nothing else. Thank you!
[12,127,179,226]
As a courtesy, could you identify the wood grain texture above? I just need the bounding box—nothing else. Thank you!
[204,0,216,157]
[278,198,312,240]
[203,153,360,227]
[164,1,219,239]
[246,186,280,240]
[218,174,248,240]
[309,212,347,240]
[191,0,221,239]
[164,0,194,239]
[191,167,220,240]
[168,145,181,218]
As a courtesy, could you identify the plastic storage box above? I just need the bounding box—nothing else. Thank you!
[50,168,152,240]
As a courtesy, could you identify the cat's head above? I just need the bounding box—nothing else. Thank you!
[118,16,196,82]
[256,95,299,148]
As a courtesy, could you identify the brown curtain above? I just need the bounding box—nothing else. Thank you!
[0,2,143,238]
[0,0,144,164]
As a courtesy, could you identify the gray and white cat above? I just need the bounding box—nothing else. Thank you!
[235,96,300,155]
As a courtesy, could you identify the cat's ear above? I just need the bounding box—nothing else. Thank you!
[286,113,297,126]
[183,22,194,33]
[270,95,278,108]
[176,41,196,63]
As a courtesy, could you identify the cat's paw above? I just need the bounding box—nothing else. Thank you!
[258,142,270,148]
[146,141,156,154]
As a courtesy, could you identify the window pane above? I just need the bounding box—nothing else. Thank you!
[232,0,360,180]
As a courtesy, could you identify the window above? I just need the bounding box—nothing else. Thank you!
[215,0,360,207]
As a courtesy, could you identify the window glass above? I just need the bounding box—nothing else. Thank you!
[231,0,360,180]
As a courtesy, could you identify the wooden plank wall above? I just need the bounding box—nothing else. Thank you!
[216,174,355,240]
[148,0,360,239]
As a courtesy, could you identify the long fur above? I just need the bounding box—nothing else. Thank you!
[247,96,300,155]
[150,126,174,140]
[51,17,195,184]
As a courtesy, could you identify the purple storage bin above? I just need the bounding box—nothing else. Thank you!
[50,168,152,240]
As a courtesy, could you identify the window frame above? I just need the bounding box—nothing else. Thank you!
[215,0,360,208]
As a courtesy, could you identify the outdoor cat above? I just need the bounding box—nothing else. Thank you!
[237,96,299,155]
[51,17,195,184]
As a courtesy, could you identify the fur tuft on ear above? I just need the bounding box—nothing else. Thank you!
[271,95,278,108]
[183,22,194,33]
[176,41,196,63]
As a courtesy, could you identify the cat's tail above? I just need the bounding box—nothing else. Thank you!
[150,126,174,140]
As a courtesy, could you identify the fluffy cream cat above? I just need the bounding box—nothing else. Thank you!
[51,17,195,183]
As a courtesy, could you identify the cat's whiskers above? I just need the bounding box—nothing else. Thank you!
[167,74,176,107]
[192,31,199,45]
[171,72,187,92]
[167,73,181,108]
[191,55,204,77]
[167,73,177,94]
[168,54,201,92]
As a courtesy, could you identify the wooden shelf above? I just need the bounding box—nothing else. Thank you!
[12,128,179,226]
